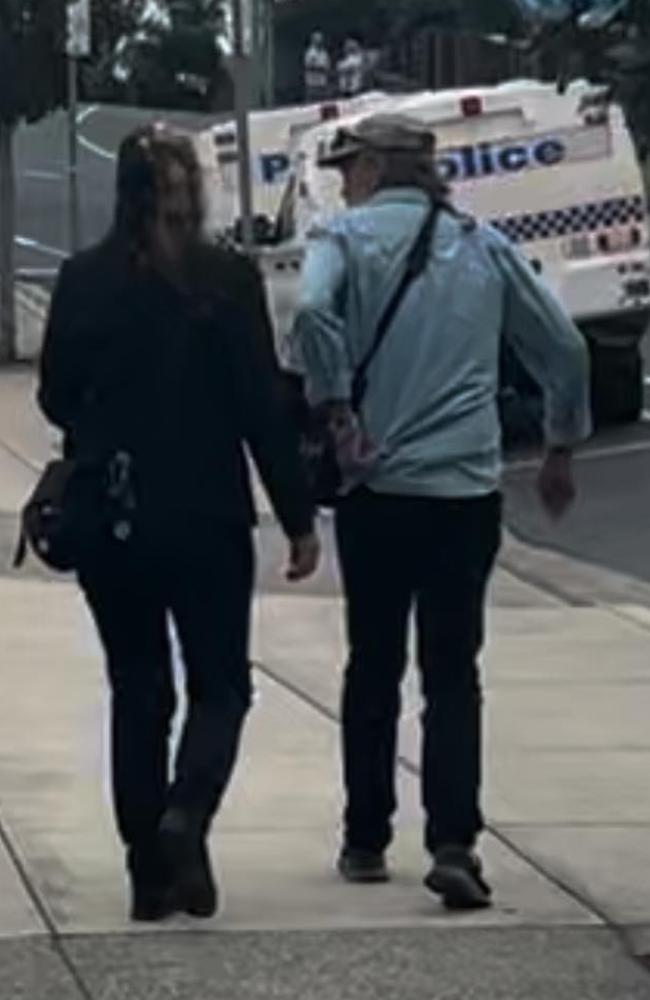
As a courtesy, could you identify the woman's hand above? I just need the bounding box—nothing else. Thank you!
[286,532,321,582]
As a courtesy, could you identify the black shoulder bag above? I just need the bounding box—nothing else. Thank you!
[288,201,440,507]
[13,451,137,573]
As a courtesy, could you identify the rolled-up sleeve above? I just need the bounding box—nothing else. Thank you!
[493,232,592,448]
[286,226,352,407]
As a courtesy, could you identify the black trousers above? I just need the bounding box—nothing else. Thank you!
[78,522,254,852]
[335,489,501,856]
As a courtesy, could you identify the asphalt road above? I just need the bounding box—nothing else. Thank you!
[12,103,650,589]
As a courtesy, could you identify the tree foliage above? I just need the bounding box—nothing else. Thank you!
[274,0,525,43]
[90,0,145,51]
[462,0,524,33]
[81,0,230,109]
[275,0,459,45]
[504,0,650,156]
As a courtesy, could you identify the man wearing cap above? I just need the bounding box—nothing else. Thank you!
[288,112,591,910]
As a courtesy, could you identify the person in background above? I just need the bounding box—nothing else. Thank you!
[337,38,365,98]
[38,124,319,923]
[288,113,590,911]
[304,30,332,103]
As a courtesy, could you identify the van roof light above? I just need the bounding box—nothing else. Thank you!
[320,104,340,122]
[460,95,482,118]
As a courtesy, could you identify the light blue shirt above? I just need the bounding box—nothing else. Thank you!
[287,187,591,498]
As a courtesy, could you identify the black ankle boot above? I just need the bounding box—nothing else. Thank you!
[159,809,219,919]
[127,846,177,923]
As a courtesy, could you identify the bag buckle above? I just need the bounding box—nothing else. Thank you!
[106,451,135,542]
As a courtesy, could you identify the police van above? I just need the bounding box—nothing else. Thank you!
[262,79,650,425]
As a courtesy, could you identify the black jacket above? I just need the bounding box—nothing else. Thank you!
[38,237,313,540]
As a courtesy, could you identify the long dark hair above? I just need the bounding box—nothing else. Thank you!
[113,123,205,262]
[371,149,474,228]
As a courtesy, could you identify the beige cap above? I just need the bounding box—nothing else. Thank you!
[318,113,435,168]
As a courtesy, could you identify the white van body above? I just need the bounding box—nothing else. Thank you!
[194,91,404,234]
[261,79,650,422]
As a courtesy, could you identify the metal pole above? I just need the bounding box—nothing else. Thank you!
[252,0,263,105]
[232,0,254,252]
[0,122,16,364]
[67,56,80,253]
[265,0,275,107]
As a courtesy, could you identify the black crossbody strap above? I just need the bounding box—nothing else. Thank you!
[351,202,440,411]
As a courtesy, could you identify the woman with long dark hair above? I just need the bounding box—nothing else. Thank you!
[38,124,319,922]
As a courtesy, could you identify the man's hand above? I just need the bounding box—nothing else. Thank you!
[537,448,576,520]
[286,532,321,582]
[324,401,377,472]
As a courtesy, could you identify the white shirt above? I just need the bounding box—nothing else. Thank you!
[305,46,331,91]
[337,52,364,96]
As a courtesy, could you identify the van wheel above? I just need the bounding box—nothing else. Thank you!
[589,341,643,427]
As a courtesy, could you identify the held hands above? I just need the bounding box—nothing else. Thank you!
[537,448,577,520]
[286,532,321,582]
[326,403,377,474]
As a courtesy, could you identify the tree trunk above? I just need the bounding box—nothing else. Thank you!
[0,122,16,366]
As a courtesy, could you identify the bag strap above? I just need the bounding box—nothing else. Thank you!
[351,201,440,410]
[12,530,27,569]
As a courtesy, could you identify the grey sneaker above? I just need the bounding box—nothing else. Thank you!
[425,845,492,910]
[337,848,390,884]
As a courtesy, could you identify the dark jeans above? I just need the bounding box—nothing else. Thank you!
[78,522,254,852]
[335,489,501,856]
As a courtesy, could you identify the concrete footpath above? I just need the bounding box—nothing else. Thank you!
[2,371,650,998]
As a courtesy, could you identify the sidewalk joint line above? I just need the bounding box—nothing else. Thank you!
[0,816,94,1000]
[0,437,42,475]
[487,827,650,981]
[601,603,650,636]
[498,556,593,608]
[254,660,340,725]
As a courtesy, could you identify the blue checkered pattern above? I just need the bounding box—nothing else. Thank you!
[490,195,647,245]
